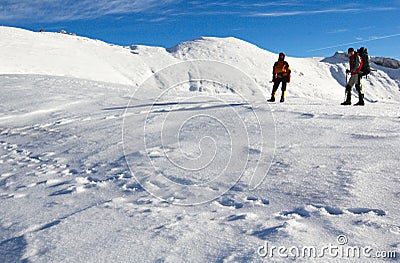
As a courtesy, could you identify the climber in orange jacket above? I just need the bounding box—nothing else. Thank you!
[268,52,291,103]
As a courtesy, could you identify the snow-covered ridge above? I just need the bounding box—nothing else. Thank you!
[2,28,128,85]
[0,26,399,101]
[372,57,400,69]
[326,51,400,69]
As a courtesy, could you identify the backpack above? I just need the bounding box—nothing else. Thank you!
[357,47,371,77]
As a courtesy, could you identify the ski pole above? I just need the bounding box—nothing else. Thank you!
[344,73,348,101]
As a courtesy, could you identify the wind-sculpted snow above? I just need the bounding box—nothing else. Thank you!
[0,27,399,262]
[123,60,275,205]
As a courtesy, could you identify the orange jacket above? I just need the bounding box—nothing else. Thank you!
[273,60,291,78]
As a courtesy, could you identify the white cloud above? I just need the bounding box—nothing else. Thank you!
[307,33,400,52]
[0,0,396,23]
[328,29,349,34]
[247,7,396,17]
[188,1,296,8]
[0,0,179,22]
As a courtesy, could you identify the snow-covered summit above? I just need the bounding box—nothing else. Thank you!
[321,51,348,63]
[167,36,275,60]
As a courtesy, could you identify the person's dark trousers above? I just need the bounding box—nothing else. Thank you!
[270,77,287,102]
[354,75,365,106]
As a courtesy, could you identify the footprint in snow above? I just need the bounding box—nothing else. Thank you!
[226,214,247,221]
[246,196,270,205]
[277,205,386,219]
[47,177,99,197]
[280,207,311,218]
[347,207,386,216]
[251,224,287,240]
[217,196,244,209]
[217,195,269,209]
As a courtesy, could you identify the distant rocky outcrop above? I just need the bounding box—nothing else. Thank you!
[371,57,400,69]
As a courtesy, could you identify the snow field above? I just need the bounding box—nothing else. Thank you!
[0,27,399,262]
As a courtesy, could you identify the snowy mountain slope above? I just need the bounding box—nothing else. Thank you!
[0,27,399,262]
[0,26,179,86]
[1,27,399,102]
[166,36,400,102]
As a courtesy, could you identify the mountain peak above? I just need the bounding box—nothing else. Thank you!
[167,36,263,51]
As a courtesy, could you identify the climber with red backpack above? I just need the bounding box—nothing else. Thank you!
[341,47,370,106]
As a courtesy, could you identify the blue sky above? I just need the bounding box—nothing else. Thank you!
[1,0,399,58]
